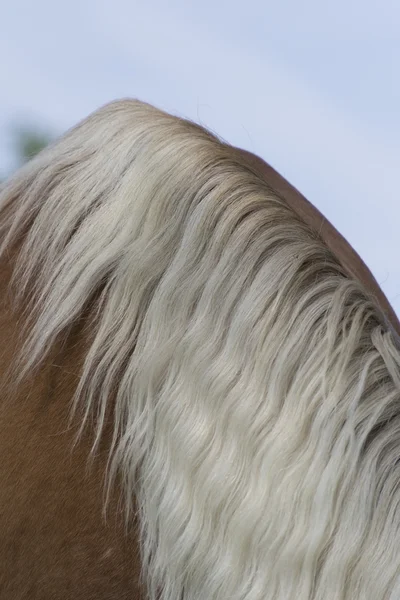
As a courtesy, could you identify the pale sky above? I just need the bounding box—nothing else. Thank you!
[1,0,400,313]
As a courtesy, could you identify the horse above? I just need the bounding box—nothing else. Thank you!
[0,98,399,600]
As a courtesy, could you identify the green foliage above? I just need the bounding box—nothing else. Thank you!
[0,125,54,183]
[12,127,53,166]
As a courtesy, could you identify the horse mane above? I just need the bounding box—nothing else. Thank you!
[1,98,400,599]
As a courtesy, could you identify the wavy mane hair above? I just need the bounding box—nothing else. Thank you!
[1,99,400,600]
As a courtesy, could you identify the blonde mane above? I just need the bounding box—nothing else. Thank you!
[1,99,400,600]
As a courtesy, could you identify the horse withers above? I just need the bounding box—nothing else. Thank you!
[0,99,399,600]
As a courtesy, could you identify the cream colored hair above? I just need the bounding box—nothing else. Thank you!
[1,99,400,600]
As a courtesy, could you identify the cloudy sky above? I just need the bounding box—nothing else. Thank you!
[2,0,400,313]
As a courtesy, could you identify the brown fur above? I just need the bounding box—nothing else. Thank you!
[0,250,144,599]
[0,148,397,599]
